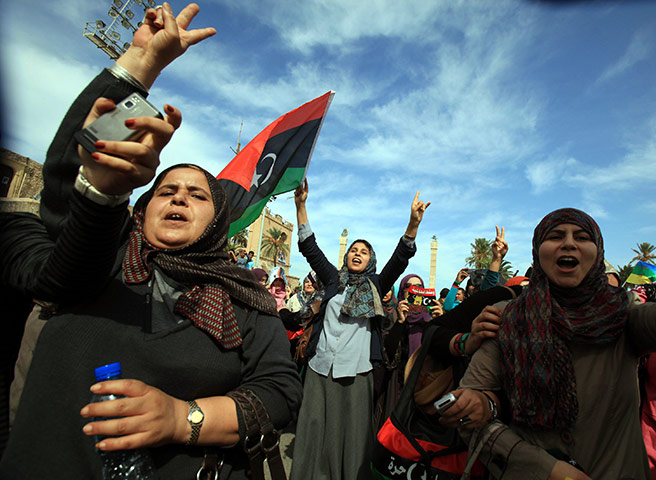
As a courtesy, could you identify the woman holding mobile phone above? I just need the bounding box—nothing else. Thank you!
[1,5,302,479]
[453,208,656,480]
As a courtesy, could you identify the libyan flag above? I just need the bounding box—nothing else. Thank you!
[626,260,656,285]
[217,91,335,237]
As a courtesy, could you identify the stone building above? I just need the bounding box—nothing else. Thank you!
[0,149,44,215]
[245,207,299,290]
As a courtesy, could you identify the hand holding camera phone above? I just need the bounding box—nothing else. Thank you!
[74,94,180,196]
[433,393,457,415]
[75,92,163,154]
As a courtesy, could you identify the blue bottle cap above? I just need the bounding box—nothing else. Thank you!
[94,362,122,381]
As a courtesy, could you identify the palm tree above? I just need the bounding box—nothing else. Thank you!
[261,227,290,267]
[498,259,515,281]
[631,242,656,265]
[465,238,492,269]
[617,264,633,286]
[225,228,249,252]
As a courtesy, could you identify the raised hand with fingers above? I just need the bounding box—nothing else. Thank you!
[405,191,431,238]
[490,225,508,266]
[77,97,182,196]
[294,178,308,206]
[294,178,309,225]
[117,2,217,88]
[456,268,470,284]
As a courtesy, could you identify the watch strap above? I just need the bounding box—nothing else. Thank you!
[480,391,498,423]
[186,399,204,446]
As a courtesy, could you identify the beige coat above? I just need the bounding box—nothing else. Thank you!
[459,301,656,480]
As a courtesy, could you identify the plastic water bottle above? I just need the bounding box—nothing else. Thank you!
[92,362,158,479]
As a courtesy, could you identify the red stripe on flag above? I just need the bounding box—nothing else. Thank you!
[269,91,333,137]
[216,91,333,190]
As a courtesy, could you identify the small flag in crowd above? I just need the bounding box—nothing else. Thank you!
[626,261,656,285]
[217,91,335,237]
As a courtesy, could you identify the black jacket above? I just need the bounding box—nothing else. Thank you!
[299,232,416,364]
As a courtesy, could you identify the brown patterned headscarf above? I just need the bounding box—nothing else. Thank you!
[122,164,278,349]
[499,208,628,429]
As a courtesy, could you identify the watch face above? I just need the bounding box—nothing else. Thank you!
[189,410,204,424]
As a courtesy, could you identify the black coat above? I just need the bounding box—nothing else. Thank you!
[299,232,416,364]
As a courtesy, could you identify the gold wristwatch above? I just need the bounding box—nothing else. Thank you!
[185,400,204,446]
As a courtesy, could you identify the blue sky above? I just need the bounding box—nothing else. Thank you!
[2,0,655,290]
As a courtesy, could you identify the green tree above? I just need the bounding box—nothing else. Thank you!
[630,242,656,265]
[617,264,633,285]
[464,237,515,280]
[225,228,249,252]
[261,228,290,267]
[465,238,492,269]
[498,259,515,281]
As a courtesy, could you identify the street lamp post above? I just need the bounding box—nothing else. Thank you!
[83,0,156,59]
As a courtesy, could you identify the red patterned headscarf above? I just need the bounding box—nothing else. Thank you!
[122,164,278,349]
[499,208,628,429]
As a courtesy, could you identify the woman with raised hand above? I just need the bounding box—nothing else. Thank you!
[448,208,656,480]
[40,2,217,238]
[1,5,301,479]
[290,179,429,480]
[1,154,302,480]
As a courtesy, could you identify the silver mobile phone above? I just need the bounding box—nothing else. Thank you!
[75,92,162,154]
[433,393,457,414]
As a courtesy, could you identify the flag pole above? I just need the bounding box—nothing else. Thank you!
[255,209,265,268]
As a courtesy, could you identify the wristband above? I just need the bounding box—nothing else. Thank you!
[74,167,131,207]
[453,333,467,357]
[108,63,149,94]
[458,333,470,358]
[452,333,462,356]
[479,391,498,423]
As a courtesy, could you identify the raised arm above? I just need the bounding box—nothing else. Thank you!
[294,179,338,284]
[294,178,309,226]
[442,268,469,311]
[115,3,216,89]
[378,191,429,293]
[41,2,214,237]
[403,190,430,239]
[481,226,508,291]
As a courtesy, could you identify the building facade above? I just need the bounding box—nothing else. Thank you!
[0,149,44,215]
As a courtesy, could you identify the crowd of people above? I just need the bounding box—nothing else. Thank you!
[1,3,656,480]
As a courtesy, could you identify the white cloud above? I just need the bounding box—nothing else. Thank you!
[0,42,97,161]
[524,156,580,194]
[595,29,652,86]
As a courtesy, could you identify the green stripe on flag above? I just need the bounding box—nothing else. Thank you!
[227,167,306,237]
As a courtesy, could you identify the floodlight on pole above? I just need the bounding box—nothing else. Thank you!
[83,0,149,59]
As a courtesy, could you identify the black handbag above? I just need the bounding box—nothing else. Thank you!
[371,324,485,479]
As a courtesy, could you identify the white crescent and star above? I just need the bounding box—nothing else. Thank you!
[251,153,277,189]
